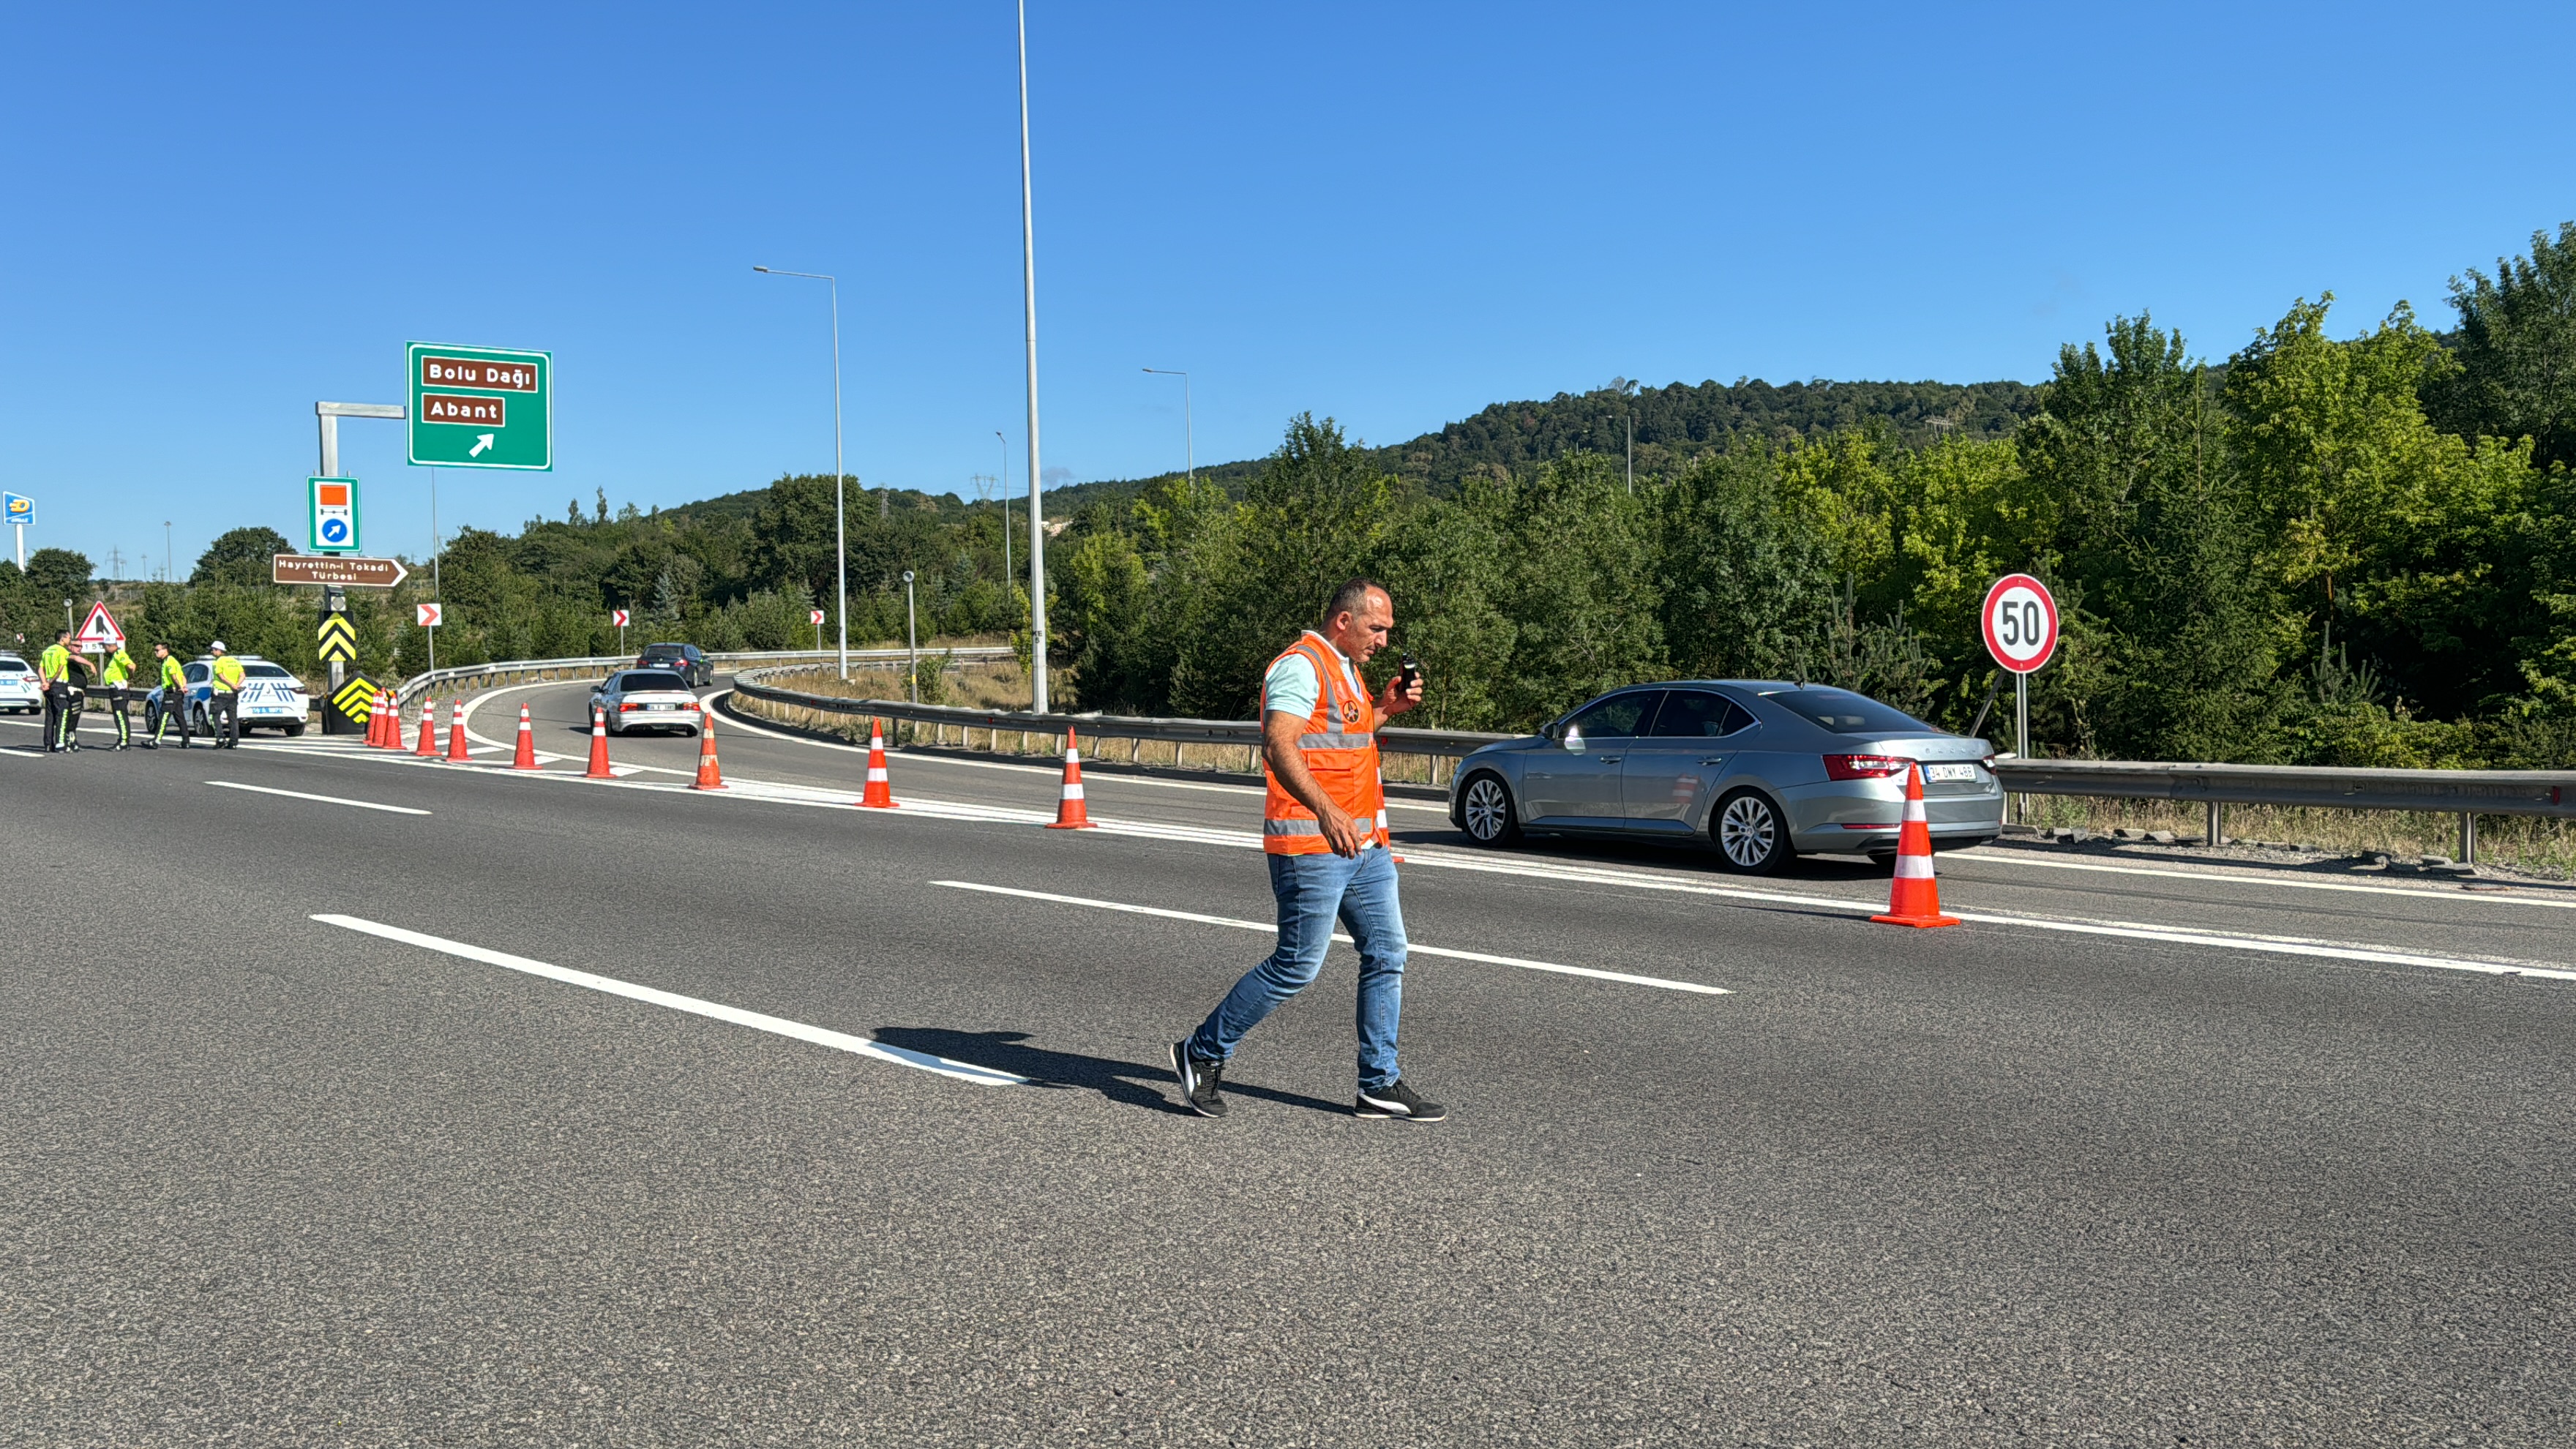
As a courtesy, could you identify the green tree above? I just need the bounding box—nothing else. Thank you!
[190,528,288,588]
[1171,414,1396,717]
[2429,221,2576,470]
[2024,315,2285,759]
[23,547,94,613]
[1656,442,1834,685]
[2228,296,2548,718]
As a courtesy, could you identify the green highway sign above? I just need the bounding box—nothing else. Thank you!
[407,341,552,471]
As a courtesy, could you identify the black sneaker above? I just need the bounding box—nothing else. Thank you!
[1169,1040,1227,1118]
[1355,1080,1447,1122]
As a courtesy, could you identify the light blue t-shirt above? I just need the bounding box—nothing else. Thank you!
[1262,631,1364,721]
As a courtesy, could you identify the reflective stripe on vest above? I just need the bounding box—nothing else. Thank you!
[1260,633,1390,854]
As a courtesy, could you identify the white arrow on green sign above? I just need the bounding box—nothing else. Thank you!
[408,341,551,471]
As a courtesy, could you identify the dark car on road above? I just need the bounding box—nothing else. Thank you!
[636,642,711,689]
[1446,681,2003,874]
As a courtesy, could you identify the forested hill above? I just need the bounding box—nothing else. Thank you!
[1057,375,2040,510]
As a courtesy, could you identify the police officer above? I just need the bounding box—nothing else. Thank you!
[144,643,191,749]
[207,640,245,748]
[38,631,93,752]
[99,640,136,749]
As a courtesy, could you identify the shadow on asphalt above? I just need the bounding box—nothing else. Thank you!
[871,1027,1352,1119]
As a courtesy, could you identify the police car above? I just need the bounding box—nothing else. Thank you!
[149,655,312,737]
[0,654,38,714]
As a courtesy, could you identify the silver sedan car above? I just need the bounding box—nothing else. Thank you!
[588,669,705,735]
[1445,681,2003,873]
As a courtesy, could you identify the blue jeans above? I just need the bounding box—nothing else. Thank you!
[1188,846,1408,1090]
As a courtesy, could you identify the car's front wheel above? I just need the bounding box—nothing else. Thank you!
[1458,771,1522,847]
[1712,787,1793,875]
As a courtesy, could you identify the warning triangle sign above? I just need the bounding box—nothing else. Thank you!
[73,602,125,652]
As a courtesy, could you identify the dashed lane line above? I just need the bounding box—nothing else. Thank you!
[207,780,431,815]
[931,879,1732,995]
[312,913,1027,1086]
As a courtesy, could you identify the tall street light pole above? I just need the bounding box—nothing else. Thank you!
[1142,367,1192,484]
[753,265,850,678]
[1017,0,1049,713]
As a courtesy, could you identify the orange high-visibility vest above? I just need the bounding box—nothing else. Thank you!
[1261,633,1390,854]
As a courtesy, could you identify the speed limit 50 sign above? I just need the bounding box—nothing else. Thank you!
[1981,574,2059,674]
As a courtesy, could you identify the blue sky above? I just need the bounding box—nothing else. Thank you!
[5,2,2572,577]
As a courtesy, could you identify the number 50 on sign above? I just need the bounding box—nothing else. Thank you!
[1980,574,2058,673]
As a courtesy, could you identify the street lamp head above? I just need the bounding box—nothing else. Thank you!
[752,266,771,273]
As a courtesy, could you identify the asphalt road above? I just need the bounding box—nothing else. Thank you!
[5,689,2573,1445]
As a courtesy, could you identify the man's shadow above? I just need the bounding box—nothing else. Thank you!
[872,1027,1350,1119]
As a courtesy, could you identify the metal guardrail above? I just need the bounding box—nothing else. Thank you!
[727,665,1510,758]
[393,646,1012,706]
[1993,757,2576,864]
[1991,757,2576,818]
[408,652,2576,861]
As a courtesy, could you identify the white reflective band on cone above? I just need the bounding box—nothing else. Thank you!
[1895,853,1935,879]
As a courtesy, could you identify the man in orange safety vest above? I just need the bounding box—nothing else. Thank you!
[1171,578,1442,1122]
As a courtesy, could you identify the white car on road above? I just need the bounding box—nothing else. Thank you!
[588,669,704,735]
[162,656,312,737]
[0,654,39,714]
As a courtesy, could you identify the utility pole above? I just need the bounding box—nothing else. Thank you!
[1625,413,1633,495]
[996,431,1011,586]
[1143,367,1192,485]
[1017,0,1049,712]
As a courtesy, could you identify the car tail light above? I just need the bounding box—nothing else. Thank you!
[681,700,699,710]
[620,701,640,711]
[1823,753,1912,781]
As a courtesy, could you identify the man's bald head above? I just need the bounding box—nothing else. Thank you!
[1320,578,1393,664]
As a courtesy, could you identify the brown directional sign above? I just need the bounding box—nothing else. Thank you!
[272,553,409,588]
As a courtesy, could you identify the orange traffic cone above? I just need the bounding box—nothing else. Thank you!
[584,705,614,779]
[1871,762,1960,928]
[691,709,725,790]
[370,691,394,748]
[1047,726,1096,828]
[445,699,471,761]
[512,703,540,770]
[415,698,440,757]
[858,718,897,808]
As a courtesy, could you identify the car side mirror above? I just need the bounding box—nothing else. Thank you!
[1562,726,1584,752]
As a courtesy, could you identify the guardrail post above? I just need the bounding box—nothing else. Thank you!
[2460,813,2477,866]
[2206,800,2223,847]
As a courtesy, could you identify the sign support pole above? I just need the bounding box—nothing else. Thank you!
[325,586,346,716]
[12,523,20,571]
[2015,671,2029,825]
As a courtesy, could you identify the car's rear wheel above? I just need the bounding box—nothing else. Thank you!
[1712,788,1793,875]
[1459,771,1521,847]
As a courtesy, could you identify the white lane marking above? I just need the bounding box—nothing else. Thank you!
[932,879,1731,995]
[1396,850,2576,980]
[706,689,1449,811]
[312,913,1027,1085]
[1948,847,2576,911]
[206,779,432,815]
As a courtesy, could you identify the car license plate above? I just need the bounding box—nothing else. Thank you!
[1926,763,1978,782]
[648,703,673,711]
